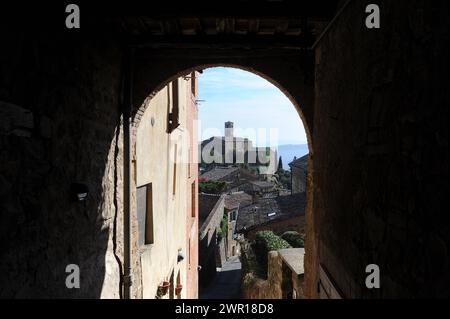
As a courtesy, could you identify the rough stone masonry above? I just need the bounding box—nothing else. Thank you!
[0,0,448,298]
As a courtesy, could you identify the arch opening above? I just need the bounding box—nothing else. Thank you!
[134,63,313,153]
[132,64,315,299]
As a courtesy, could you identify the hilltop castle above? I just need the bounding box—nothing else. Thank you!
[200,121,278,175]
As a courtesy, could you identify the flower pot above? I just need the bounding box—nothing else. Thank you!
[175,284,183,295]
[157,281,171,296]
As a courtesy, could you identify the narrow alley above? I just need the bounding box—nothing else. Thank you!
[200,256,242,299]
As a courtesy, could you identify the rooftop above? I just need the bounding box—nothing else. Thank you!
[200,166,239,181]
[249,180,275,189]
[236,192,306,232]
[289,154,309,170]
[224,191,253,211]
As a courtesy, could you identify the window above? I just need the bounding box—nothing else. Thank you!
[191,181,196,217]
[167,80,180,133]
[136,183,154,245]
[172,144,177,196]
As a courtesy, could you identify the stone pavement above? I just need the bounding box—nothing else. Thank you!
[199,256,242,299]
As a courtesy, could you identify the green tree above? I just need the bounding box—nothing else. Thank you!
[277,156,284,173]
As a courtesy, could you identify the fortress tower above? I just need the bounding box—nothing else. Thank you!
[225,121,234,140]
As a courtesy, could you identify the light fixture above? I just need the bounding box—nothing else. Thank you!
[177,249,185,263]
[71,183,89,202]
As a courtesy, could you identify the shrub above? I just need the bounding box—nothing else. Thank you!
[217,214,228,243]
[220,214,228,238]
[199,180,227,194]
[278,170,292,189]
[281,231,305,248]
[217,228,223,242]
[253,231,291,277]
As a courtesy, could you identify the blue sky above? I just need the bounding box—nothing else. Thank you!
[198,67,307,146]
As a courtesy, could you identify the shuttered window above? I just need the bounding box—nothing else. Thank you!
[137,183,154,245]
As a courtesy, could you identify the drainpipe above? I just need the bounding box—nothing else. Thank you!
[122,47,134,299]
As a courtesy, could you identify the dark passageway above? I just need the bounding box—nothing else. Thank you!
[0,0,448,299]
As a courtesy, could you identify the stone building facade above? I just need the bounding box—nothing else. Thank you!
[289,155,308,194]
[198,194,225,288]
[224,191,253,257]
[185,72,199,299]
[135,75,198,298]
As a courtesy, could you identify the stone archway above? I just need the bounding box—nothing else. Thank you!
[130,56,318,298]
[132,49,316,140]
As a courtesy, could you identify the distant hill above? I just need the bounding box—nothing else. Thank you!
[277,144,309,170]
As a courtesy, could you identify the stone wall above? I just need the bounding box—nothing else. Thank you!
[242,248,304,299]
[216,240,227,268]
[291,166,307,194]
[0,28,127,297]
[242,251,282,299]
[199,196,225,287]
[308,0,449,298]
[227,219,240,258]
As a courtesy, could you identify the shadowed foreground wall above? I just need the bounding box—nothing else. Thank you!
[0,27,133,297]
[309,0,449,298]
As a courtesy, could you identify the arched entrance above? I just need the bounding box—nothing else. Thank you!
[130,61,317,298]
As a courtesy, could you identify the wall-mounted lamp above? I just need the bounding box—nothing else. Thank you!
[177,249,185,263]
[71,183,89,202]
